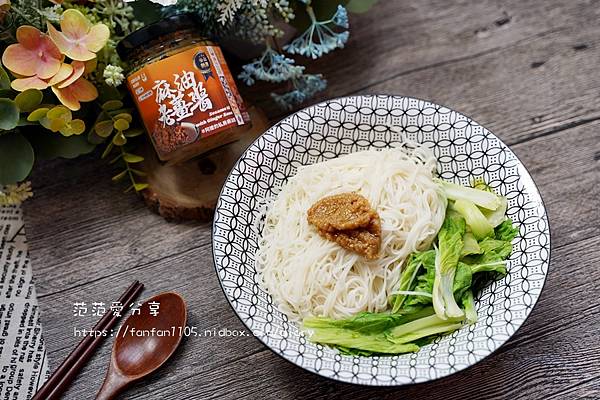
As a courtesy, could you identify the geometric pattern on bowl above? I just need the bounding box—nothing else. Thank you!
[212,95,550,385]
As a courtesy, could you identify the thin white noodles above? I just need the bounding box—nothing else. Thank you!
[255,144,446,321]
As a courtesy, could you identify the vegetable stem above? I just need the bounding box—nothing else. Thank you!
[436,179,501,210]
[387,314,464,343]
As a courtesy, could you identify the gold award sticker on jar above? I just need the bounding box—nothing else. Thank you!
[118,15,250,162]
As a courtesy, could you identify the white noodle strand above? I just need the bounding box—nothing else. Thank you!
[255,145,446,321]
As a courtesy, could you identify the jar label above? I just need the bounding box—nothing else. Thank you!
[126,45,248,159]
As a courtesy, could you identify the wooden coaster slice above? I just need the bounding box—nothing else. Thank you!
[140,106,270,222]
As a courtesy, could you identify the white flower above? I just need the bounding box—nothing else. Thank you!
[103,64,125,87]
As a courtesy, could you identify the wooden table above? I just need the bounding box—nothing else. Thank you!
[24,1,600,399]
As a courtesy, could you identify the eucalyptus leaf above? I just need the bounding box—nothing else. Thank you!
[27,131,95,160]
[134,183,149,191]
[0,132,34,185]
[346,0,378,13]
[47,105,72,121]
[102,99,124,111]
[113,112,133,123]
[27,107,50,122]
[112,131,127,146]
[15,89,43,112]
[0,98,19,130]
[87,127,106,145]
[123,128,144,138]
[0,64,10,90]
[130,168,147,177]
[40,116,66,132]
[123,153,144,163]
[108,108,134,118]
[101,141,114,159]
[114,118,130,131]
[60,119,86,136]
[17,117,36,126]
[95,120,114,138]
[112,170,127,182]
[96,84,123,104]
[109,153,123,164]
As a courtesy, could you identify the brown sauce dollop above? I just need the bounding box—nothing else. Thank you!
[307,193,381,259]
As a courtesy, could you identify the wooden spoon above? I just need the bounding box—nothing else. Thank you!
[95,292,187,400]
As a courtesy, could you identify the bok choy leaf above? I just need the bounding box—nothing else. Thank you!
[387,313,464,344]
[432,214,465,320]
[435,178,501,210]
[452,198,494,239]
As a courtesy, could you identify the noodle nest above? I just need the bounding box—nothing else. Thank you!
[255,144,447,321]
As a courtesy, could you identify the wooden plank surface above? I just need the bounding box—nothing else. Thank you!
[22,1,600,399]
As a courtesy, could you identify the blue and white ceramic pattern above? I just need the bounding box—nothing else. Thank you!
[212,95,550,385]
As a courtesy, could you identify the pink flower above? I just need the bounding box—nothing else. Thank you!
[48,60,85,88]
[2,26,63,91]
[47,9,109,61]
[52,77,98,111]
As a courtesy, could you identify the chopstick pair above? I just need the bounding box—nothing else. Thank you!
[32,280,144,400]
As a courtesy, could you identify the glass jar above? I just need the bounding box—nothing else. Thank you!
[117,14,251,164]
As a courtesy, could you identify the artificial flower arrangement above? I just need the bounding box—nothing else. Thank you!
[0,0,377,205]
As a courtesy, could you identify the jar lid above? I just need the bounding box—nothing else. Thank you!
[117,13,199,60]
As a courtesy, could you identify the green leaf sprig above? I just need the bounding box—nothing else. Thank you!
[93,99,148,193]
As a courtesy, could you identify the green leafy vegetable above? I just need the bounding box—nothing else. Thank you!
[399,250,436,310]
[466,237,513,265]
[461,290,478,324]
[453,262,473,300]
[470,261,507,275]
[472,178,493,192]
[304,307,434,335]
[387,313,464,344]
[452,198,493,239]
[436,178,501,210]
[482,196,508,227]
[495,219,519,242]
[307,328,419,355]
[432,214,466,319]
[390,252,431,313]
[461,232,482,256]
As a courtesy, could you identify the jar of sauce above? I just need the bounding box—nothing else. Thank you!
[117,14,251,164]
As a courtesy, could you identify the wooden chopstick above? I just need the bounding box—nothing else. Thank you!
[32,280,144,400]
